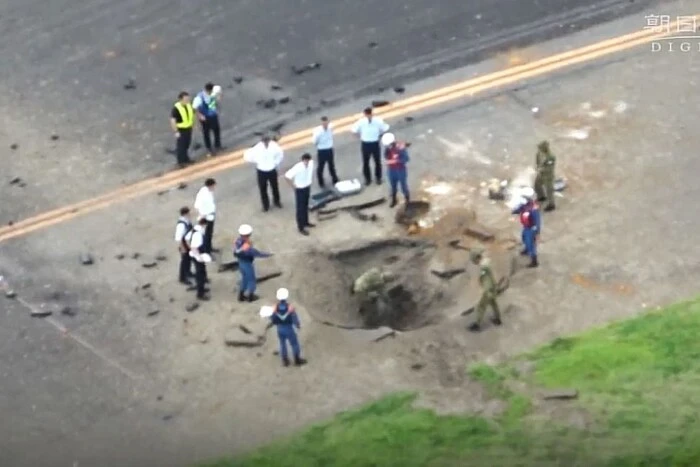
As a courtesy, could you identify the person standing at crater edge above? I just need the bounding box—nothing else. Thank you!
[467,247,502,333]
[351,107,389,186]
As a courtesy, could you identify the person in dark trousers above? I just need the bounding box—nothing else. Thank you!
[170,92,194,167]
[234,224,273,302]
[266,288,307,367]
[351,107,390,185]
[188,217,211,301]
[512,187,541,268]
[174,206,194,285]
[285,153,315,235]
[193,82,222,157]
[312,116,339,188]
[244,135,284,211]
[381,133,411,207]
[194,178,217,254]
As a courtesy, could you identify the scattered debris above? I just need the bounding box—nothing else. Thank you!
[141,283,152,290]
[7,221,14,226]
[405,116,414,122]
[554,178,567,192]
[542,389,579,400]
[10,143,18,150]
[464,225,495,242]
[123,79,137,90]
[142,262,158,269]
[80,253,94,265]
[132,253,141,259]
[162,414,173,421]
[318,197,386,215]
[199,335,209,344]
[61,306,76,317]
[291,62,321,75]
[147,309,160,317]
[270,84,283,91]
[177,182,187,190]
[224,327,264,347]
[5,290,17,299]
[448,240,468,251]
[257,98,277,109]
[393,86,405,94]
[372,100,390,108]
[155,253,168,262]
[410,362,425,371]
[348,210,379,222]
[185,302,199,313]
[50,134,59,141]
[10,177,22,185]
[233,76,244,84]
[430,268,466,280]
[368,41,378,48]
[31,306,52,318]
[277,97,290,105]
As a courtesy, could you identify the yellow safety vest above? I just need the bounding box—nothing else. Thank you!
[174,102,194,129]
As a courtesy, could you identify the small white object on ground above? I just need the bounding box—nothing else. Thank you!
[335,179,363,195]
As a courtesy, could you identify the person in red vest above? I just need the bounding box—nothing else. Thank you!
[512,187,541,268]
[380,132,411,208]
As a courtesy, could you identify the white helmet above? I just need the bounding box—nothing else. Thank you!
[276,288,289,301]
[381,132,396,146]
[212,85,222,96]
[520,187,535,199]
[238,224,253,236]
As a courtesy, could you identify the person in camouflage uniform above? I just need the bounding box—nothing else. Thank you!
[468,248,502,332]
[534,140,556,212]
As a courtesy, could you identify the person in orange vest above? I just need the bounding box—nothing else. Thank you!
[380,132,410,208]
[266,288,307,367]
[511,187,541,268]
[233,224,273,302]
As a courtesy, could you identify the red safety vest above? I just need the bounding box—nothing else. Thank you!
[385,146,405,168]
[519,203,538,228]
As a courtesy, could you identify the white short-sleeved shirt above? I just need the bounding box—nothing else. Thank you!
[312,125,334,150]
[351,117,389,142]
[194,186,216,221]
[285,161,315,189]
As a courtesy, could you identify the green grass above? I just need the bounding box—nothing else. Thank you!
[201,298,700,467]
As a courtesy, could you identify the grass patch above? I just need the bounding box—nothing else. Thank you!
[202,298,700,467]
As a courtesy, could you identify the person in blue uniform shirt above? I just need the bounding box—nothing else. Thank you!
[381,132,410,208]
[266,288,307,367]
[512,187,541,268]
[233,224,273,302]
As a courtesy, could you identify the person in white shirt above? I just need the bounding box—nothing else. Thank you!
[244,135,284,211]
[312,116,339,188]
[174,206,194,285]
[351,107,390,186]
[285,153,315,236]
[188,218,210,301]
[193,178,217,253]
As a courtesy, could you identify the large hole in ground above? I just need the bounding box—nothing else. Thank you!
[294,238,469,331]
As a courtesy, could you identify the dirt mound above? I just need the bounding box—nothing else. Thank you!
[294,238,466,331]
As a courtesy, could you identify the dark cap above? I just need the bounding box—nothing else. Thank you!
[363,107,372,115]
[179,206,190,216]
[301,153,312,161]
[204,178,216,187]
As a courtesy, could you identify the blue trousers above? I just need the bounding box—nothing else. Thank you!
[277,326,300,360]
[388,169,409,201]
[521,228,537,258]
[239,261,256,294]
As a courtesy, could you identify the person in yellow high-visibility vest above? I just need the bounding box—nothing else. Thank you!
[170,91,195,167]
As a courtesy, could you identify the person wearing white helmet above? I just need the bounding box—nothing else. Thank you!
[233,224,273,302]
[511,187,541,268]
[382,132,411,208]
[265,288,306,367]
[193,82,223,157]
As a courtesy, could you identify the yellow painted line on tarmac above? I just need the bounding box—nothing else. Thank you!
[0,20,689,243]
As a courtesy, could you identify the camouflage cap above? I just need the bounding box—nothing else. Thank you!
[538,140,550,151]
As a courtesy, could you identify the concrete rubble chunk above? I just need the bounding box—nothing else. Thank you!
[80,253,94,265]
[31,306,52,318]
[542,388,578,400]
[464,225,495,242]
[185,302,199,312]
[10,177,21,185]
[147,309,160,317]
[224,327,264,347]
[5,290,17,299]
[142,262,158,269]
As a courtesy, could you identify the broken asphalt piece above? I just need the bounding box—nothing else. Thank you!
[224,327,264,347]
[318,197,386,215]
[5,290,17,299]
[147,309,160,317]
[115,254,125,260]
[410,363,425,371]
[393,86,405,94]
[368,41,378,48]
[31,307,52,318]
[372,100,390,108]
[142,262,158,269]
[291,62,321,75]
[60,306,76,317]
[162,414,173,421]
[10,143,18,150]
[123,79,137,90]
[277,96,290,105]
[405,116,414,122]
[132,253,141,259]
[270,84,283,91]
[464,225,495,242]
[10,177,22,185]
[177,182,187,190]
[141,283,152,290]
[185,302,199,312]
[448,240,468,251]
[50,134,59,141]
[257,98,277,109]
[430,268,466,280]
[155,253,168,261]
[542,389,579,400]
[233,76,244,84]
[80,253,94,265]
